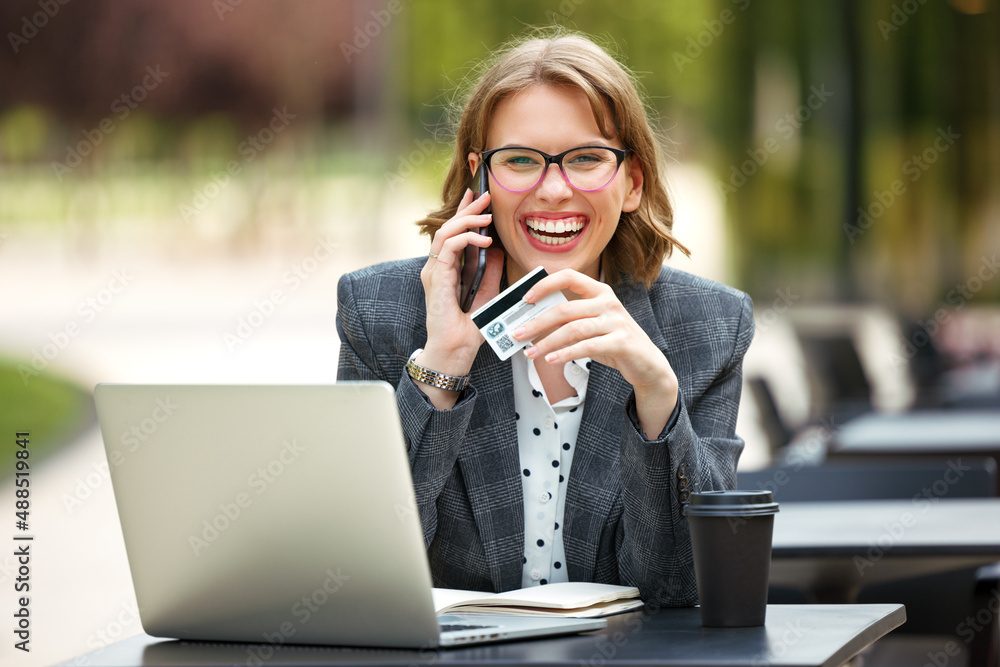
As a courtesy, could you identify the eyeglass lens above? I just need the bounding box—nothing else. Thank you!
[488,147,622,192]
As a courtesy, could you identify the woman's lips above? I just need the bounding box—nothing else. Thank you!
[523,215,587,246]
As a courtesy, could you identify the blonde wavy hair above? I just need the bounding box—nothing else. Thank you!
[416,29,688,288]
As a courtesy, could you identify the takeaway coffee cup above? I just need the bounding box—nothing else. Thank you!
[685,490,779,627]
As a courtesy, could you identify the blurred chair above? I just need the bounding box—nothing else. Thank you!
[897,318,948,409]
[795,330,873,422]
[739,459,999,667]
[747,376,794,456]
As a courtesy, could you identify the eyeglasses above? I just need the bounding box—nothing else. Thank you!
[482,145,630,193]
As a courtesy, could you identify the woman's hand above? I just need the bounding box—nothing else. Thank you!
[512,269,679,438]
[417,189,503,408]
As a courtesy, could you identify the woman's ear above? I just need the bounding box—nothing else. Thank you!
[621,155,644,213]
[468,152,481,176]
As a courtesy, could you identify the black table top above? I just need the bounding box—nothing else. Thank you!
[832,410,1000,452]
[58,604,905,667]
[770,498,1000,601]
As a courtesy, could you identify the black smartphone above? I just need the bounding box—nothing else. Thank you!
[459,163,491,312]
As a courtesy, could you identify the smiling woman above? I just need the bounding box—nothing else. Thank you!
[335,29,755,607]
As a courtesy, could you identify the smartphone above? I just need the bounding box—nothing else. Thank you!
[459,164,491,312]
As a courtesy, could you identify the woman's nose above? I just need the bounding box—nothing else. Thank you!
[534,163,574,202]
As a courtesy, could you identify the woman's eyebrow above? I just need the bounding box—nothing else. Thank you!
[491,140,616,150]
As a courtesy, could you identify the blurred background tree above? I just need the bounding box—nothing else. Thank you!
[0,0,997,311]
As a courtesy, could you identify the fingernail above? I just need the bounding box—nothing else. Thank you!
[524,289,534,302]
[524,345,536,357]
[545,352,559,363]
[513,326,526,339]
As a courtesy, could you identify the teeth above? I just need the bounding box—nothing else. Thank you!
[524,217,585,246]
[527,227,574,245]
[525,217,585,233]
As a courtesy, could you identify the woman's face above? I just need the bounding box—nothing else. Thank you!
[469,84,643,285]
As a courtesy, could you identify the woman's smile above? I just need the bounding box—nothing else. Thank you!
[522,214,588,249]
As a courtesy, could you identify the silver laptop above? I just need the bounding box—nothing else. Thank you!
[93,382,606,649]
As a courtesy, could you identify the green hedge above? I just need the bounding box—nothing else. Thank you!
[0,356,93,478]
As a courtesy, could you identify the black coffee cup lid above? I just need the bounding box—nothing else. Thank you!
[684,490,779,517]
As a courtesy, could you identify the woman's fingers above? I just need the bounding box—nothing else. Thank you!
[524,268,603,302]
[522,303,620,362]
[512,270,611,342]
[457,189,491,216]
[428,190,492,257]
[507,268,661,380]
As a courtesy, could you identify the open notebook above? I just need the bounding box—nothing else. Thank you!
[94,382,611,648]
[434,582,643,617]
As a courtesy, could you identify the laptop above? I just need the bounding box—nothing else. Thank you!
[93,382,606,649]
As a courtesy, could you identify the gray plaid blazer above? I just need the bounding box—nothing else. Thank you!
[336,257,754,606]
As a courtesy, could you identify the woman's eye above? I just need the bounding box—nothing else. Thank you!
[568,154,602,166]
[503,155,540,168]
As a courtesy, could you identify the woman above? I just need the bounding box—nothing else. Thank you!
[336,31,753,606]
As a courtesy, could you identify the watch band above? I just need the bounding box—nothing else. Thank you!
[405,349,470,392]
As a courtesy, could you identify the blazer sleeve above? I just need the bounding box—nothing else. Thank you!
[614,290,755,606]
[335,267,478,547]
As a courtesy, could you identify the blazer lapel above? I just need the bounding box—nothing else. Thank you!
[563,281,669,581]
[457,345,524,592]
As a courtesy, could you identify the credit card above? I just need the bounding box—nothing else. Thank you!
[471,266,567,361]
